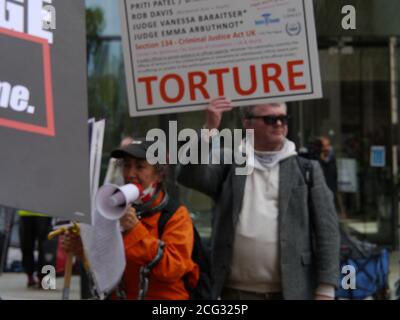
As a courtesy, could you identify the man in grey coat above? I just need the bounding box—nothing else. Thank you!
[177,97,340,300]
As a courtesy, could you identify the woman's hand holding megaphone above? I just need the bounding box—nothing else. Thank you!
[120,205,139,234]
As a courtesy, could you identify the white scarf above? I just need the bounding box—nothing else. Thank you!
[239,138,297,171]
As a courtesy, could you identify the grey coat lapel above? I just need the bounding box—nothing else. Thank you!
[279,157,297,225]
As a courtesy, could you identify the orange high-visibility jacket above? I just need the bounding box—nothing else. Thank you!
[122,194,199,300]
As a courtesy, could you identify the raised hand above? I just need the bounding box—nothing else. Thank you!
[205,97,233,130]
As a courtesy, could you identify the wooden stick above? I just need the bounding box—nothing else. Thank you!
[62,253,74,300]
[47,223,80,300]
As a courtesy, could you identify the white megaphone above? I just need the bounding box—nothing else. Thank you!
[95,183,142,220]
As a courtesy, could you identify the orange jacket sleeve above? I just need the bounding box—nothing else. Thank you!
[123,206,195,283]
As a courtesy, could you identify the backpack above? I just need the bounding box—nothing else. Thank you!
[295,156,390,299]
[296,155,314,188]
[335,228,390,299]
[157,199,212,300]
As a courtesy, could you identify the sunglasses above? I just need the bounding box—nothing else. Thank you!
[249,115,290,125]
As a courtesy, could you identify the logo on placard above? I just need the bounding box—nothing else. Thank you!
[286,22,301,36]
[255,13,281,26]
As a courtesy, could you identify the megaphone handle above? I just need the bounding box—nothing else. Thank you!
[62,253,73,300]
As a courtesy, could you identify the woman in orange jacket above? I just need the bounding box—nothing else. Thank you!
[63,139,199,300]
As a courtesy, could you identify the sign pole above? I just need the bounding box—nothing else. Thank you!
[48,223,80,300]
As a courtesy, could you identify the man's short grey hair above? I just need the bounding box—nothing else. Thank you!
[241,102,287,119]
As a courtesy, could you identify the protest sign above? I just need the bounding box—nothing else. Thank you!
[89,119,105,201]
[80,119,126,297]
[120,0,322,117]
[0,0,91,223]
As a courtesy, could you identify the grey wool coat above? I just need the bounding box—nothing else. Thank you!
[177,154,340,300]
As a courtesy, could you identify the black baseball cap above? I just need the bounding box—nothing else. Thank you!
[110,139,155,160]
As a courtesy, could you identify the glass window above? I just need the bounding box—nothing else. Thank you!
[85,0,122,36]
[290,38,395,245]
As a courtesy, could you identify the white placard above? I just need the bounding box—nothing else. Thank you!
[80,210,126,298]
[120,0,322,117]
[90,119,106,204]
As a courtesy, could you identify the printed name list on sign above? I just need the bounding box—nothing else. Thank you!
[120,0,322,117]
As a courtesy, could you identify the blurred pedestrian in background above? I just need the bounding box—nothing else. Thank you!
[18,210,52,288]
